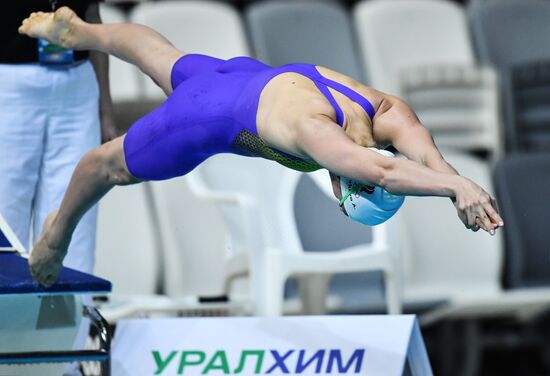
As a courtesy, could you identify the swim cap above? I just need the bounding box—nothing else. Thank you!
[339,148,405,226]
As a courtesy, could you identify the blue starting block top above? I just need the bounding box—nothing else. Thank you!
[0,230,12,249]
[0,228,13,251]
[0,253,111,296]
[0,212,111,295]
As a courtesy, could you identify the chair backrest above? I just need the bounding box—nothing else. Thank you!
[196,155,398,314]
[469,0,550,70]
[293,172,373,252]
[354,0,474,94]
[469,0,550,154]
[246,0,364,81]
[130,1,250,99]
[396,151,502,301]
[99,4,142,102]
[198,154,301,253]
[494,154,550,288]
[508,61,550,152]
[198,155,394,256]
[148,177,229,298]
[400,65,501,157]
[355,0,501,157]
[95,183,161,295]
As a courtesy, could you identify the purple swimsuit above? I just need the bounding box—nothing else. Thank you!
[123,54,375,180]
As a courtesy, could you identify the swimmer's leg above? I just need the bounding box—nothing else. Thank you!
[30,135,140,286]
[19,7,184,95]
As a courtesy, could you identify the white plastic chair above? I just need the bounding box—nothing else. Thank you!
[95,183,161,296]
[396,150,550,320]
[396,151,502,311]
[129,0,250,99]
[191,155,402,316]
[354,0,473,94]
[400,65,501,158]
[99,4,142,102]
[354,0,502,157]
[94,183,175,322]
[399,151,550,374]
[148,176,248,300]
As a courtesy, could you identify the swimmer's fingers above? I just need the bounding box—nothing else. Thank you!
[490,196,504,227]
[454,200,480,231]
[476,213,495,235]
[483,198,504,228]
[455,204,470,230]
[465,206,477,229]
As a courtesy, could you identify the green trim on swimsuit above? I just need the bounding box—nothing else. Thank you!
[232,129,321,173]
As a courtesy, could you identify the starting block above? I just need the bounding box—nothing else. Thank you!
[0,213,112,375]
[0,214,433,376]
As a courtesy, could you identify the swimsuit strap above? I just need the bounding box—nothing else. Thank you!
[312,81,345,125]
[280,64,376,126]
[314,74,376,120]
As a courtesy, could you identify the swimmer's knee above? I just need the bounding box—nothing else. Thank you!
[93,136,140,186]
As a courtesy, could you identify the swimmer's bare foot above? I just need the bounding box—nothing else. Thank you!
[29,210,67,288]
[18,7,85,49]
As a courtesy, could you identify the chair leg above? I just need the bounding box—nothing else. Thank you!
[460,320,482,376]
[383,270,402,315]
[298,274,331,315]
[254,254,285,317]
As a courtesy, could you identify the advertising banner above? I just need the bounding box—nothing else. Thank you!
[112,315,432,375]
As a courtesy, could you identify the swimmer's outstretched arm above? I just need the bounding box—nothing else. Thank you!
[373,96,460,175]
[29,136,139,287]
[372,95,503,233]
[297,115,504,235]
[19,7,184,95]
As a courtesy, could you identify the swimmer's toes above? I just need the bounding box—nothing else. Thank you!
[19,18,30,33]
[19,15,44,36]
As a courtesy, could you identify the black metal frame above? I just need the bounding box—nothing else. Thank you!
[0,305,111,376]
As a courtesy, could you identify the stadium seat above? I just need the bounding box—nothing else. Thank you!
[470,0,550,152]
[494,154,550,288]
[355,0,473,94]
[148,176,239,299]
[506,61,550,152]
[469,0,550,70]
[99,4,142,102]
[94,183,176,322]
[396,151,502,310]
[95,183,161,296]
[130,0,250,99]
[190,155,402,315]
[355,0,502,157]
[246,0,364,81]
[414,152,550,374]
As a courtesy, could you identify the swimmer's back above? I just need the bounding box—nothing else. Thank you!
[123,54,378,180]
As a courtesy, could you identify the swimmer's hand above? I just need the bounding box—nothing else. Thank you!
[453,176,504,235]
[29,211,66,287]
